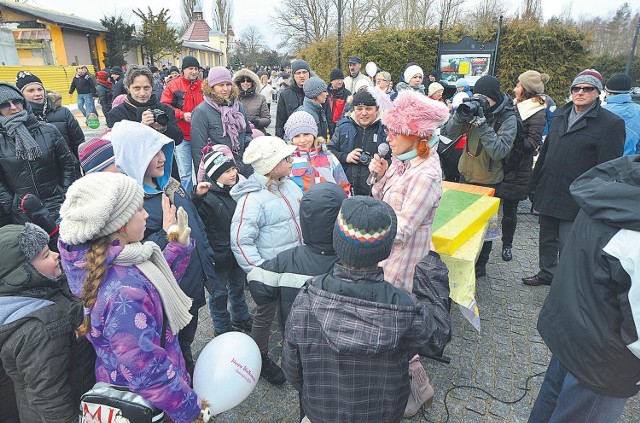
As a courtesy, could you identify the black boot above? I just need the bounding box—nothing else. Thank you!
[261,354,286,385]
[501,246,512,261]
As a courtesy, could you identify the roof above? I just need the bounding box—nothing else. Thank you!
[181,19,211,42]
[182,41,222,55]
[0,0,105,33]
[209,29,226,37]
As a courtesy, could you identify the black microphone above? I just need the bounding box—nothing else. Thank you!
[366,143,390,186]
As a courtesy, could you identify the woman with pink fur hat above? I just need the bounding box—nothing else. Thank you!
[369,89,450,417]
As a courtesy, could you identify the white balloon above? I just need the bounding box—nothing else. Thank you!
[365,62,378,77]
[193,332,262,415]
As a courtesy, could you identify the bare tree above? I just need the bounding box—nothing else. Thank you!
[238,25,266,66]
[369,0,397,29]
[212,0,233,34]
[466,0,505,28]
[273,0,334,49]
[438,0,465,28]
[521,0,542,21]
[181,0,198,26]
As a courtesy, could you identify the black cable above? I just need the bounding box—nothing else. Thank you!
[419,371,547,423]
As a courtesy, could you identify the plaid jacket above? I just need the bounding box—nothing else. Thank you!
[283,254,451,422]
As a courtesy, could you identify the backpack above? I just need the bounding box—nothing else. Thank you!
[493,108,525,175]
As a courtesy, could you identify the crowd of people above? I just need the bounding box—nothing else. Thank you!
[0,50,639,423]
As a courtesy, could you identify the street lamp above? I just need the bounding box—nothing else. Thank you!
[337,0,342,69]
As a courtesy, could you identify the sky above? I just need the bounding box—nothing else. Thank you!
[26,0,638,51]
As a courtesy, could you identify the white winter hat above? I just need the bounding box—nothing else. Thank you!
[59,173,144,245]
[243,136,296,176]
[403,65,423,84]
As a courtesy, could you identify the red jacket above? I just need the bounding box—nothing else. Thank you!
[161,76,204,141]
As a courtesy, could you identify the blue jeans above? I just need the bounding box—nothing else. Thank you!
[208,265,251,334]
[77,93,97,118]
[174,140,194,193]
[528,356,628,423]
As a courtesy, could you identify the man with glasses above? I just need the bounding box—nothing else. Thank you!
[276,60,311,138]
[524,69,625,287]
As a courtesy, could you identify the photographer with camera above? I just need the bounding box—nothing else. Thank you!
[329,89,390,195]
[444,75,517,278]
[107,65,183,146]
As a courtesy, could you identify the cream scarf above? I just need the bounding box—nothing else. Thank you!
[113,241,192,335]
[516,98,546,122]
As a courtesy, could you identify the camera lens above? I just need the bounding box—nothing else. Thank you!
[359,153,371,165]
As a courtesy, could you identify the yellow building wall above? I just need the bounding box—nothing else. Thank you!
[96,34,107,69]
[0,65,95,106]
[48,24,67,66]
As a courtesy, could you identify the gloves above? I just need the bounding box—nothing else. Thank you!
[469,108,486,127]
[21,194,58,235]
[193,399,214,422]
[166,206,191,246]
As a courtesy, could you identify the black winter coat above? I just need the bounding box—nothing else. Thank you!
[96,82,113,114]
[329,116,389,196]
[111,78,126,98]
[31,92,85,160]
[69,75,95,95]
[498,107,545,201]
[275,82,305,138]
[530,100,625,220]
[0,288,96,422]
[0,114,77,223]
[193,180,238,269]
[246,183,347,328]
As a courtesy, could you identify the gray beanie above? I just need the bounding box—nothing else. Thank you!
[59,173,144,245]
[19,222,50,261]
[571,69,603,93]
[291,60,310,74]
[333,196,397,267]
[303,77,327,99]
[0,83,24,106]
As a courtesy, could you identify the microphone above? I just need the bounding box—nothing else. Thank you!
[366,143,390,186]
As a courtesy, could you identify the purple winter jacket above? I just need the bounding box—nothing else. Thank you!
[59,239,200,423]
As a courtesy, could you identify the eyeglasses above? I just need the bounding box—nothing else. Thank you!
[571,86,597,93]
[282,156,293,163]
[0,99,24,110]
[239,78,252,83]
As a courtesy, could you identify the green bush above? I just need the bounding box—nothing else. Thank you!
[299,20,591,103]
[589,55,640,86]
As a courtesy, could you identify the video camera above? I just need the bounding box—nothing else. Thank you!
[457,95,490,119]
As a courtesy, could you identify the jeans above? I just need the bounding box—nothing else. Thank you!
[174,140,194,193]
[77,93,97,118]
[207,265,251,334]
[528,356,627,423]
[501,199,519,247]
[537,215,573,282]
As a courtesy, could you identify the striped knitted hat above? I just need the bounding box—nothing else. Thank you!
[333,196,397,267]
[78,138,115,174]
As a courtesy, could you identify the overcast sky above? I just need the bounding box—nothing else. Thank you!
[28,0,638,50]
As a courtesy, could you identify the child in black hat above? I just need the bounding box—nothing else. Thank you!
[282,196,452,422]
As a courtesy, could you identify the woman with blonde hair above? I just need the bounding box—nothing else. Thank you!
[58,172,212,422]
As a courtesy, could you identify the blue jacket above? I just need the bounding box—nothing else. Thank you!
[602,93,640,156]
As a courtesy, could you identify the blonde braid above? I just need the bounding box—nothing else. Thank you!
[75,237,110,338]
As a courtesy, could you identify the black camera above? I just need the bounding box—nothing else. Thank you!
[150,109,169,126]
[359,151,372,166]
[458,96,490,118]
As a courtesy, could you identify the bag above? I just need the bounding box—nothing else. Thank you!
[78,315,167,423]
[437,134,463,159]
[494,109,525,175]
[79,383,164,423]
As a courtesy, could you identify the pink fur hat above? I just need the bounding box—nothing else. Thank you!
[382,90,449,138]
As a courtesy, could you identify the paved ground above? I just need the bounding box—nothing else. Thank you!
[79,103,640,422]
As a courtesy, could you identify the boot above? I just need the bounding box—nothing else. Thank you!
[403,356,434,418]
[261,354,286,385]
[501,246,512,262]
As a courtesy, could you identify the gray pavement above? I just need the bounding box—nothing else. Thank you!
[80,103,640,422]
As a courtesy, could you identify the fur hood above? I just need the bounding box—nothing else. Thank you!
[232,68,262,93]
[46,91,63,111]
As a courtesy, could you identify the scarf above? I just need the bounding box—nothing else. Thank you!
[0,110,42,160]
[29,100,48,122]
[203,96,247,154]
[516,98,546,122]
[112,241,193,335]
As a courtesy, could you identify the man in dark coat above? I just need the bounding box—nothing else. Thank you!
[523,69,625,286]
[275,60,310,138]
[68,65,97,120]
[528,155,640,422]
[327,68,350,136]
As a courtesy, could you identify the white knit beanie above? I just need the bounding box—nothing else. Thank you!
[404,65,423,84]
[242,136,296,176]
[59,173,144,245]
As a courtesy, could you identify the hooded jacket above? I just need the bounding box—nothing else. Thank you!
[537,155,640,398]
[0,83,77,224]
[530,99,625,220]
[602,93,640,156]
[59,239,200,423]
[112,126,217,308]
[30,91,85,159]
[329,114,389,195]
[230,172,303,273]
[327,85,350,135]
[282,252,451,423]
[246,183,346,326]
[445,91,518,185]
[95,72,113,115]
[232,69,271,132]
[161,75,204,142]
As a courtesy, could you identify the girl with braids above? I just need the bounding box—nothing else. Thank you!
[58,172,213,423]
